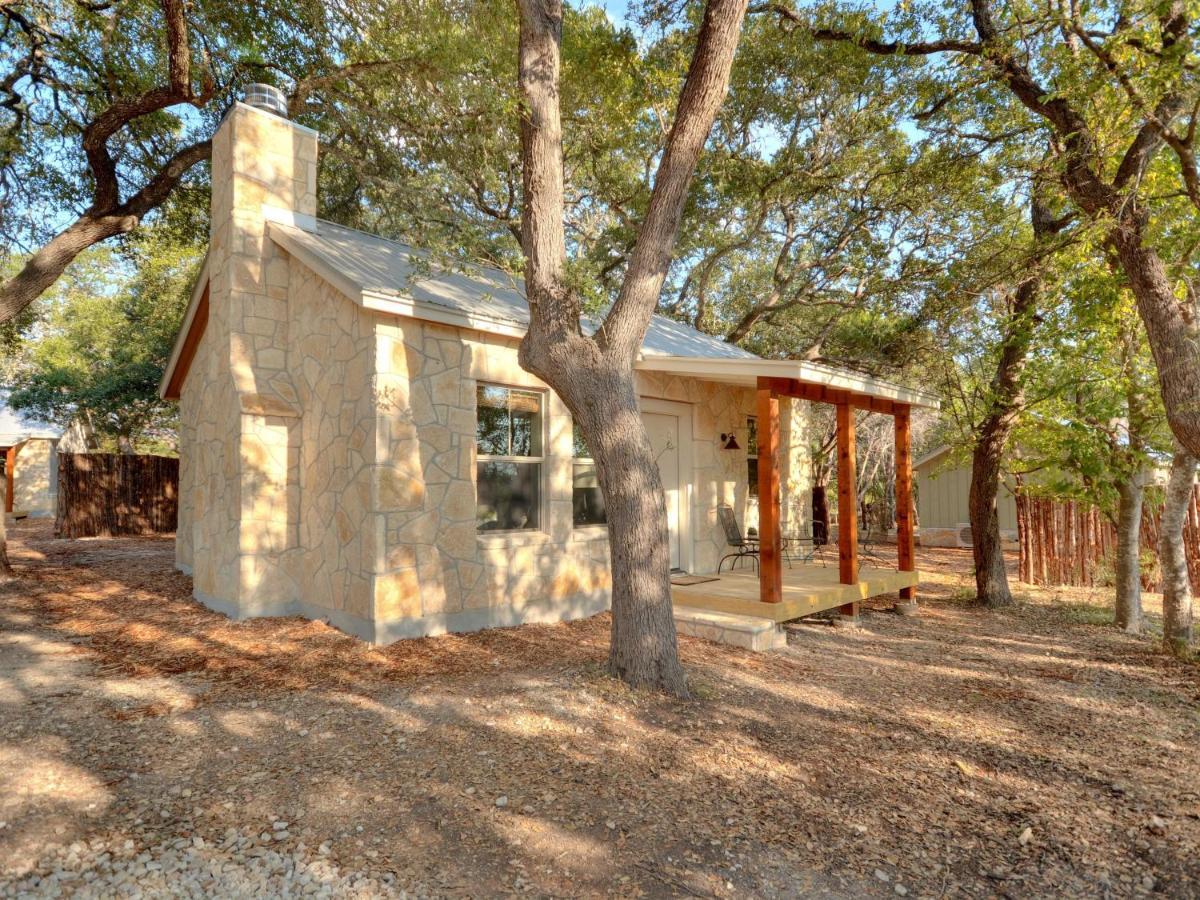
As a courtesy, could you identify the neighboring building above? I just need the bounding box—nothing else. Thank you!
[159,90,933,644]
[0,401,88,518]
[914,445,1018,548]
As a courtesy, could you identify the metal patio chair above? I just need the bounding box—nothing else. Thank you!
[717,505,759,573]
[782,523,828,568]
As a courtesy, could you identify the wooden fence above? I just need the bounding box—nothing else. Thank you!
[56,453,179,538]
[1016,488,1200,592]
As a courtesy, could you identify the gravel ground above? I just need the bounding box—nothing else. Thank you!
[2,519,1199,898]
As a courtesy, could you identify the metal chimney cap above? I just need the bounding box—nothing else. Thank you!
[244,83,288,118]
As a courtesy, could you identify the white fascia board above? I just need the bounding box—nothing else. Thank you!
[360,290,528,339]
[635,355,941,409]
[913,444,953,469]
[158,254,211,399]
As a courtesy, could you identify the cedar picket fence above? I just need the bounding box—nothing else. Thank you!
[55,453,179,538]
[1016,488,1200,592]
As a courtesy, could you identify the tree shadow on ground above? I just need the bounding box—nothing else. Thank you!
[2,519,1199,897]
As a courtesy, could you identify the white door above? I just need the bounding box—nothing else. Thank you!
[643,411,682,570]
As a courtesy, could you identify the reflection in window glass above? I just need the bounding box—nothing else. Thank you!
[572,423,606,527]
[476,461,541,531]
[475,385,544,532]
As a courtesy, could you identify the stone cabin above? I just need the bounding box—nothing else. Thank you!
[160,94,924,644]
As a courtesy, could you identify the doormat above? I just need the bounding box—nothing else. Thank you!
[670,574,720,586]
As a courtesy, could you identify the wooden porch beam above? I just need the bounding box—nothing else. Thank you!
[761,377,900,415]
[894,405,916,601]
[756,378,783,603]
[836,402,859,609]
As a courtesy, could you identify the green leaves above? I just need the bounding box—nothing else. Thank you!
[4,226,200,452]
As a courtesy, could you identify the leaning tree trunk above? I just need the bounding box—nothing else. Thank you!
[1110,218,1200,461]
[1159,449,1197,656]
[1114,474,1145,633]
[968,197,1059,608]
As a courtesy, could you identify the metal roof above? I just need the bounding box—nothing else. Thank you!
[268,218,758,361]
[161,214,939,409]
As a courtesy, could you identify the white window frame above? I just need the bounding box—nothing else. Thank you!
[474,382,547,535]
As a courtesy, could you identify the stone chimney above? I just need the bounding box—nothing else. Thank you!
[194,86,317,615]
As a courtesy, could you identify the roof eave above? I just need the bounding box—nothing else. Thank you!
[158,254,211,400]
[635,356,940,410]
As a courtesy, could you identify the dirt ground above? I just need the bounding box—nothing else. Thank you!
[1,519,1198,898]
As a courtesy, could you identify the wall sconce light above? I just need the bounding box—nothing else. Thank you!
[719,432,741,451]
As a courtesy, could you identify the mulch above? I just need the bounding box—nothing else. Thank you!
[3,519,1199,897]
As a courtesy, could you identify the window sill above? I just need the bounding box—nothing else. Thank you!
[477,530,552,548]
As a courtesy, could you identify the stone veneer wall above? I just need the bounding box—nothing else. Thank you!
[288,259,377,630]
[12,438,56,517]
[370,321,612,641]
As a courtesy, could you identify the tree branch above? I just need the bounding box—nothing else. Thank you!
[754,3,980,54]
[600,0,750,361]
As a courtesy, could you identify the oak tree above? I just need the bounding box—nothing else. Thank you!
[513,0,749,694]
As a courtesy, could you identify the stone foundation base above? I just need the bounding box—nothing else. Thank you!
[831,613,861,630]
[673,607,787,651]
[895,600,920,617]
[191,585,612,646]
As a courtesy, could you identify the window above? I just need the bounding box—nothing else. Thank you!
[476,385,543,531]
[746,416,758,498]
[572,423,606,527]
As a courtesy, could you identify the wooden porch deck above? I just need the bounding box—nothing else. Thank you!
[672,564,919,623]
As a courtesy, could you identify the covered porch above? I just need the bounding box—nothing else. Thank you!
[639,355,940,628]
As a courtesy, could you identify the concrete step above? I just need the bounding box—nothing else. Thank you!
[673,606,787,652]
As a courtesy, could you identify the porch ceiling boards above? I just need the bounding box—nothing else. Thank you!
[671,566,921,623]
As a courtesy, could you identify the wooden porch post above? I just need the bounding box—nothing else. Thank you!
[4,445,15,514]
[836,402,859,617]
[895,405,916,603]
[756,378,782,603]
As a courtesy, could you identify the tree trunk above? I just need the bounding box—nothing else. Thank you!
[1159,449,1196,656]
[1110,221,1200,462]
[970,430,1012,607]
[811,483,830,544]
[1114,473,1145,633]
[968,198,1059,608]
[514,0,748,695]
[587,378,685,692]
